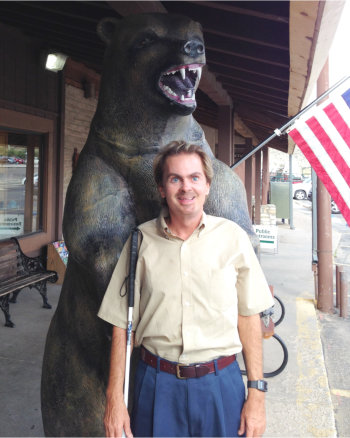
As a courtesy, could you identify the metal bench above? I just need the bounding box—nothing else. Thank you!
[0,237,58,327]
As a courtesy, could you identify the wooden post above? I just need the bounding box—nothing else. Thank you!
[340,271,348,318]
[245,138,253,220]
[316,59,334,314]
[255,150,261,224]
[335,264,343,308]
[262,147,269,205]
[217,105,233,166]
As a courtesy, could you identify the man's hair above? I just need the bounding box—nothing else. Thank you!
[153,141,214,186]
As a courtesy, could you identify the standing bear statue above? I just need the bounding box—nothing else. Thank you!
[41,13,258,437]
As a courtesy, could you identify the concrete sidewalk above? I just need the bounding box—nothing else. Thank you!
[261,201,337,437]
[0,200,349,437]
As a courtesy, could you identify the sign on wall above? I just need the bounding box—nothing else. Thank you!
[253,225,278,252]
[0,214,24,237]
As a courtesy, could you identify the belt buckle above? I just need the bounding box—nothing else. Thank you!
[176,363,188,379]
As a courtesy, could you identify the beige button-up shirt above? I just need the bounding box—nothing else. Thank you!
[98,212,274,364]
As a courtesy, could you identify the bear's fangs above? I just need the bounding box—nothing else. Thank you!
[158,64,203,106]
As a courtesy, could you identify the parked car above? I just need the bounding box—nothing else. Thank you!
[293,177,312,200]
[22,174,39,186]
[14,157,25,164]
[7,157,16,164]
[307,188,340,214]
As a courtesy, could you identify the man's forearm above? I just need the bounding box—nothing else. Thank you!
[238,313,263,380]
[238,313,266,438]
[107,326,128,399]
[104,326,134,438]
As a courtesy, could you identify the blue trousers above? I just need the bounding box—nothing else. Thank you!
[131,353,246,437]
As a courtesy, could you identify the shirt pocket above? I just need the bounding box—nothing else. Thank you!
[208,266,237,311]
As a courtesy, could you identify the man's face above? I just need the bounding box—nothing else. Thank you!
[158,152,210,220]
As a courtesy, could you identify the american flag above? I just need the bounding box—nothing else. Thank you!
[288,84,350,225]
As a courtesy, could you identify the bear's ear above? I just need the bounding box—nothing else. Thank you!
[97,17,120,45]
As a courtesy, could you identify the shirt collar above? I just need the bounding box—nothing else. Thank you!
[157,207,206,239]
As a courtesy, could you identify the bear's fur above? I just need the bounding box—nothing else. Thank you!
[41,13,257,436]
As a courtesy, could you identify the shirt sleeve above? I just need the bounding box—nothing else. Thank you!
[235,230,274,316]
[97,236,141,329]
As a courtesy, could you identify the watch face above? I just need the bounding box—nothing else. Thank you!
[258,380,268,391]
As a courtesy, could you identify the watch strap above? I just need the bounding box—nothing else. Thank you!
[247,379,268,392]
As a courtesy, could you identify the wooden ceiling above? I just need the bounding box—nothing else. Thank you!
[0,1,297,153]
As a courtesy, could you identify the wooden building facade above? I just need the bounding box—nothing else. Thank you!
[0,1,345,255]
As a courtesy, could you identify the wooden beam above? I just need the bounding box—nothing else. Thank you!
[288,0,345,116]
[186,1,289,24]
[214,70,288,94]
[206,50,289,79]
[107,1,167,16]
[208,59,289,84]
[221,83,288,104]
[234,114,259,146]
[199,65,232,106]
[228,92,288,113]
[204,27,289,51]
[234,113,286,133]
[205,43,289,69]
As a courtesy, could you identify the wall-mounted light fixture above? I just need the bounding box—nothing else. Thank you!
[44,52,68,72]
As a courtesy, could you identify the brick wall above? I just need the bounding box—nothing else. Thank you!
[63,84,97,201]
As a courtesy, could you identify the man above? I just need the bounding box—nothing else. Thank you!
[98,141,274,438]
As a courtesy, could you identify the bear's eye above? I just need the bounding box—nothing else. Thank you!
[134,34,157,49]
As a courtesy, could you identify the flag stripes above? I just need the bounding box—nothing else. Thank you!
[306,117,350,185]
[288,86,350,225]
[324,104,350,148]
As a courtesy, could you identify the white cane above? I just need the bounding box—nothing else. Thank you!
[123,229,139,411]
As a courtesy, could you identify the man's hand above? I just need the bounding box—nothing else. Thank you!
[238,390,266,437]
[104,393,133,438]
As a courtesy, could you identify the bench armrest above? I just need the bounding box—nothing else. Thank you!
[11,237,46,274]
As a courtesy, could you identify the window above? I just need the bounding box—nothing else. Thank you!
[0,130,44,239]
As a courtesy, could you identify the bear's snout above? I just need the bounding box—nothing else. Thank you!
[183,40,205,58]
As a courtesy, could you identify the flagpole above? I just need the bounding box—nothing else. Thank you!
[231,75,350,169]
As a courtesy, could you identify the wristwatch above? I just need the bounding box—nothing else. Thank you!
[247,380,268,392]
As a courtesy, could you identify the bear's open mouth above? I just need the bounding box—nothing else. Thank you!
[158,64,203,106]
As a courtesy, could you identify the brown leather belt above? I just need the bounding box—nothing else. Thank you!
[140,347,236,379]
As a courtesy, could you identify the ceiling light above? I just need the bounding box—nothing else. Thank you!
[45,52,68,72]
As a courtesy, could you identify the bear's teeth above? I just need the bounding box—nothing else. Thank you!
[180,68,186,80]
[188,67,202,81]
[164,85,177,97]
[187,90,192,98]
[181,95,185,101]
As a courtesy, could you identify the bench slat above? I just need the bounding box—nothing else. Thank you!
[0,250,19,264]
[0,259,23,278]
[0,272,57,297]
[0,241,19,255]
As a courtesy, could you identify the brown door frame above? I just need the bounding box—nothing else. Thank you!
[0,107,58,254]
